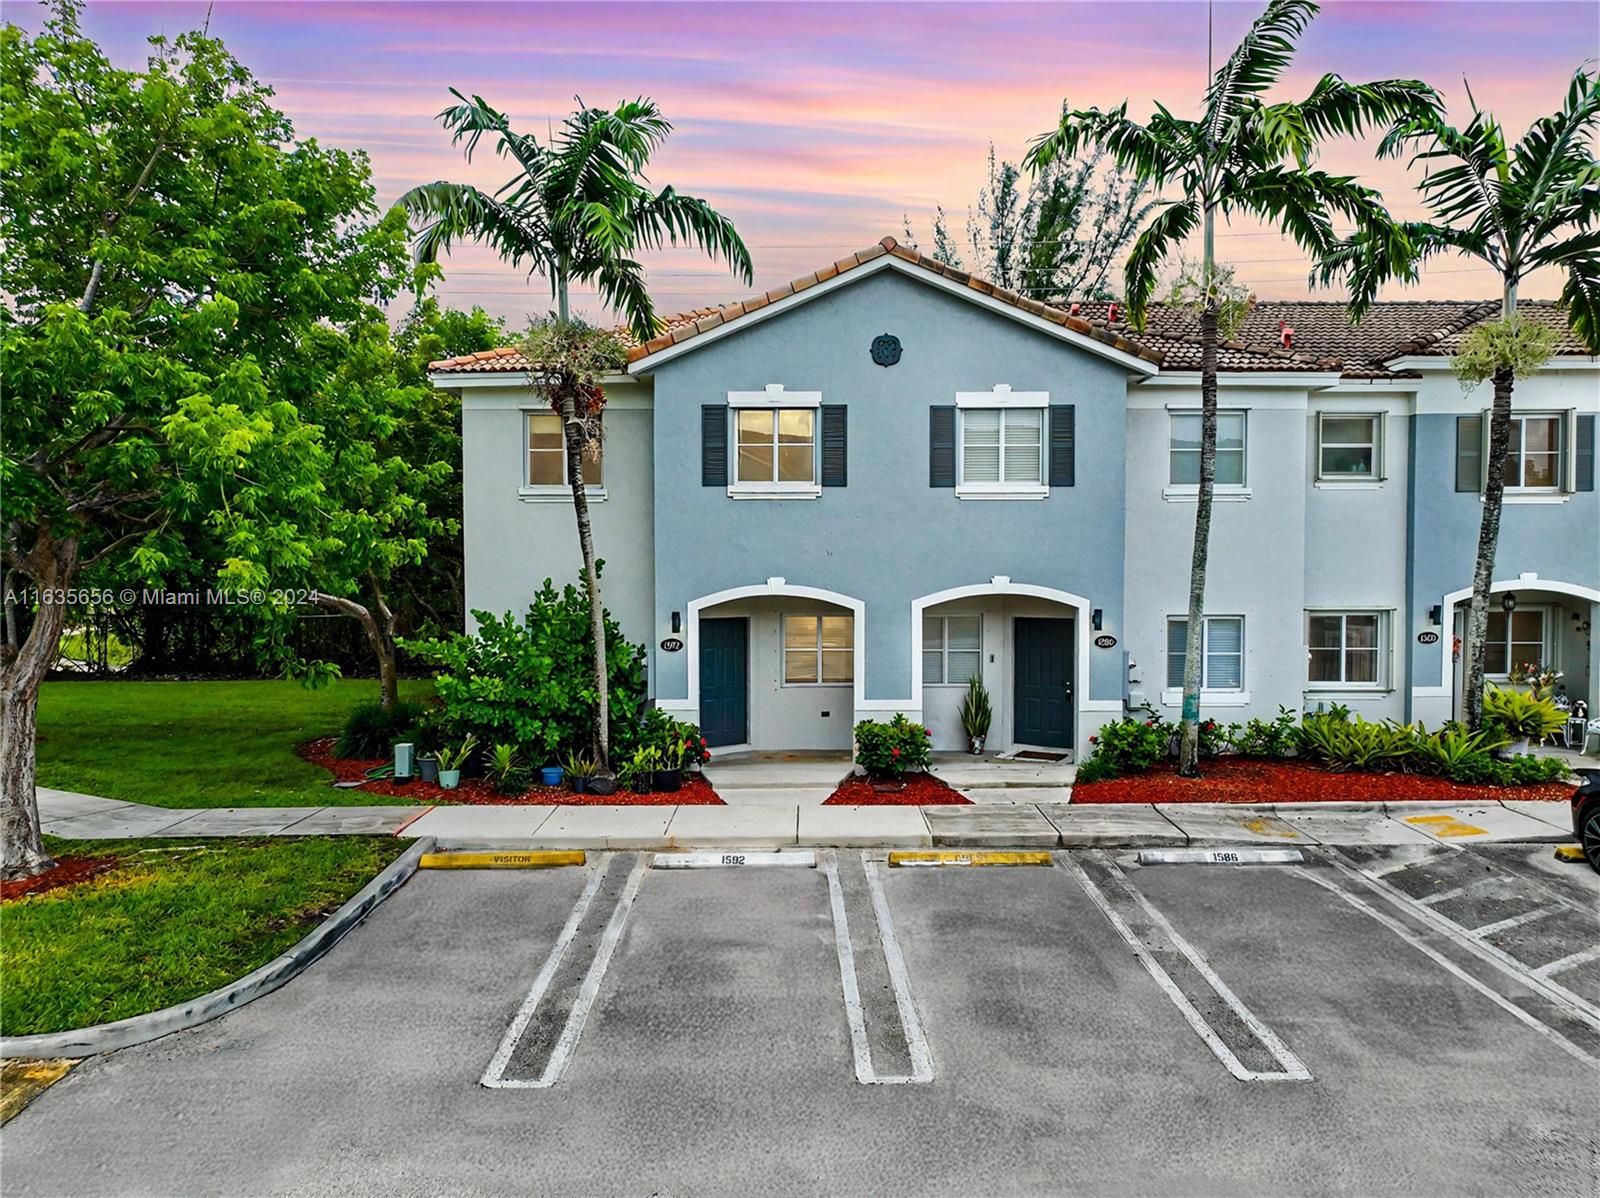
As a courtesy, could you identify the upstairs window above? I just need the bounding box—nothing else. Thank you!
[527,412,601,488]
[1502,415,1562,490]
[1317,414,1381,480]
[783,614,853,684]
[737,409,814,485]
[1170,411,1246,486]
[959,408,1043,487]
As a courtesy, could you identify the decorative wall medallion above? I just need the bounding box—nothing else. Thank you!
[870,333,902,367]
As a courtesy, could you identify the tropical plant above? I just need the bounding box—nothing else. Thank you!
[1410,724,1511,776]
[1481,685,1567,743]
[436,735,479,773]
[1319,64,1600,730]
[959,676,993,746]
[1297,714,1417,771]
[1026,0,1434,776]
[854,715,933,779]
[335,700,427,760]
[399,93,750,767]
[401,576,647,760]
[561,749,598,783]
[1075,717,1169,783]
[619,745,660,793]
[0,2,413,877]
[1231,707,1300,759]
[484,743,531,795]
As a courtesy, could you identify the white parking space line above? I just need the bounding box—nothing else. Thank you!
[1299,865,1599,1068]
[1322,852,1600,1038]
[823,852,932,1085]
[1416,886,1469,906]
[1535,943,1600,980]
[481,853,649,1089]
[1467,905,1565,939]
[1055,851,1311,1083]
[863,857,934,1083]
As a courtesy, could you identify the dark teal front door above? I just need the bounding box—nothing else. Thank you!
[699,617,748,747]
[1014,617,1074,748]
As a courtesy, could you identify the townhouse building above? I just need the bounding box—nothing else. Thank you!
[433,237,1598,760]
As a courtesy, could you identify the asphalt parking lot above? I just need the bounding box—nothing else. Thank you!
[4,844,1598,1197]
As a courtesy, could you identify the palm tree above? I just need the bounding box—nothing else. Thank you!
[400,95,752,768]
[1025,0,1435,775]
[1320,65,1600,730]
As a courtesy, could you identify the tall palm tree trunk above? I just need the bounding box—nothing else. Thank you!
[562,394,610,768]
[1462,280,1520,731]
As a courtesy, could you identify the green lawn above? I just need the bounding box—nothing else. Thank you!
[37,678,432,808]
[2,835,407,1037]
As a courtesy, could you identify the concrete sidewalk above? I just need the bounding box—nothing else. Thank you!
[34,787,1575,851]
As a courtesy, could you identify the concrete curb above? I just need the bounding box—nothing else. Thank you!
[0,837,436,1061]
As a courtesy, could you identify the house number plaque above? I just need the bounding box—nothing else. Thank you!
[1416,631,1440,645]
[1093,634,1118,649]
[660,637,684,652]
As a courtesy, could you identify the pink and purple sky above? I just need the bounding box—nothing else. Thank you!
[22,1,1600,325]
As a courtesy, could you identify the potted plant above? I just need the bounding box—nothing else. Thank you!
[654,738,684,793]
[621,746,658,794]
[1482,684,1566,756]
[959,676,992,755]
[485,743,529,796]
[417,753,440,784]
[540,763,565,788]
[562,750,596,794]
[436,735,478,790]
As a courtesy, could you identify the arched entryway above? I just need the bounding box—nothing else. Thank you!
[1441,577,1599,723]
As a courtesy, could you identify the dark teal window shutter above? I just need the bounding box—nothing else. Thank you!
[1576,413,1595,492]
[1048,404,1076,486]
[1455,415,1482,492]
[701,405,726,487]
[930,406,956,487]
[820,404,847,487]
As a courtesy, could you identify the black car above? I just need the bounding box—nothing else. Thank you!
[1574,768,1600,873]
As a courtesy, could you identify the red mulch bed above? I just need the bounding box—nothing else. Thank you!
[824,771,971,806]
[2,855,119,902]
[1071,759,1580,805]
[298,738,723,805]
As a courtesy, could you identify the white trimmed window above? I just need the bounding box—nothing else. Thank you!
[1307,611,1386,686]
[922,614,982,685]
[1501,414,1563,490]
[783,614,853,684]
[1484,608,1548,676]
[1166,616,1245,691]
[1317,413,1381,480]
[1170,411,1246,486]
[737,409,815,485]
[525,412,601,490]
[959,408,1044,489]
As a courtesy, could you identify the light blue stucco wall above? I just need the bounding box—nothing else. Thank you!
[1407,371,1599,718]
[642,268,1135,712]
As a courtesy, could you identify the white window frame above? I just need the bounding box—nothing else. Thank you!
[1164,409,1249,501]
[954,386,1049,500]
[1304,609,1390,690]
[1500,412,1565,494]
[728,386,822,499]
[519,409,605,502]
[1161,615,1248,706]
[781,612,854,686]
[1315,412,1383,482]
[1482,605,1552,680]
[922,613,983,686]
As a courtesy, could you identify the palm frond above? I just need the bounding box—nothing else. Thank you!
[592,257,658,343]
[396,181,551,273]
[1295,75,1440,145]
[629,188,754,284]
[1557,251,1600,353]
[1027,102,1189,186]
[1121,199,1200,328]
[1204,0,1319,145]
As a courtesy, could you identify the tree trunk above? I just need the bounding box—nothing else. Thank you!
[562,393,611,768]
[1177,295,1220,777]
[312,583,399,711]
[1463,364,1515,731]
[1,533,79,879]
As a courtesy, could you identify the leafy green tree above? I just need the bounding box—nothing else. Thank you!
[906,143,1153,302]
[1026,0,1434,775]
[1319,66,1600,730]
[0,2,410,876]
[399,93,752,768]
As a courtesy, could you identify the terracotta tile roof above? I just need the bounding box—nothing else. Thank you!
[427,237,1593,378]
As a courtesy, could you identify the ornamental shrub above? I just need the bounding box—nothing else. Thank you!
[1296,714,1415,771]
[1231,707,1299,759]
[335,700,426,760]
[1481,685,1566,742]
[1076,717,1168,783]
[401,576,647,760]
[620,707,711,766]
[854,714,933,779]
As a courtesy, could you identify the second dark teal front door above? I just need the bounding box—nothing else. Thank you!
[699,617,748,747]
[1013,617,1074,749]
